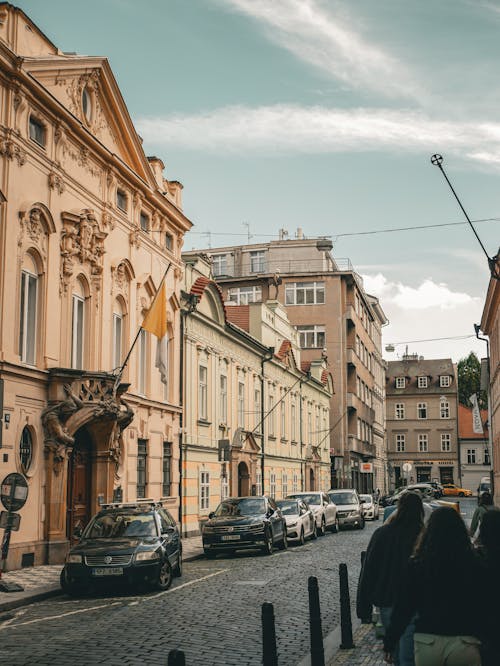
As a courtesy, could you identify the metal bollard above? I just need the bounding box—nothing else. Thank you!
[339,563,355,649]
[308,576,325,666]
[168,649,186,666]
[262,602,278,666]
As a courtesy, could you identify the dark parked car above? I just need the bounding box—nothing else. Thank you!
[202,496,287,557]
[60,501,182,596]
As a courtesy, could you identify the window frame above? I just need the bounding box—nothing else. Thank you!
[440,375,451,388]
[137,439,147,499]
[29,115,46,147]
[19,267,38,366]
[220,373,228,424]
[71,293,85,370]
[285,281,325,306]
[297,324,326,349]
[395,377,405,389]
[249,250,265,273]
[227,285,262,305]
[116,189,128,212]
[441,433,451,452]
[19,426,33,474]
[212,254,228,277]
[418,433,428,452]
[417,402,428,419]
[162,441,172,497]
[417,376,428,388]
[137,329,147,395]
[395,434,406,452]
[140,212,149,232]
[467,448,476,464]
[199,470,210,510]
[440,400,450,419]
[238,381,245,428]
[395,403,405,420]
[199,365,208,421]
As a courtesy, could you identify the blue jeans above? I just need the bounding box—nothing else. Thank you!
[380,606,416,666]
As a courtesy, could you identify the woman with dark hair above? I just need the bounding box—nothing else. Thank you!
[384,507,482,665]
[357,491,424,666]
[477,509,500,665]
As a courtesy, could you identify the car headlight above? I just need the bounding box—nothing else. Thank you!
[135,550,160,562]
[66,554,82,564]
[288,521,297,528]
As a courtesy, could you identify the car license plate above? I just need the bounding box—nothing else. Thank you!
[221,535,240,541]
[92,567,123,576]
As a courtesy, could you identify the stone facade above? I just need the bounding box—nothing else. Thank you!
[0,5,191,567]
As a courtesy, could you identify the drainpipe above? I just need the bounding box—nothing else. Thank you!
[300,379,304,490]
[260,347,274,495]
[178,310,185,533]
[474,324,494,497]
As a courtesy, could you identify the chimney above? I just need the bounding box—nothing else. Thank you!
[296,227,304,240]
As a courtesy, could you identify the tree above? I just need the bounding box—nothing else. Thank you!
[457,351,487,410]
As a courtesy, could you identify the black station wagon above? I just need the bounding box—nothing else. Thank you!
[60,500,182,595]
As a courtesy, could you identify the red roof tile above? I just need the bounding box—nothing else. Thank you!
[458,403,488,439]
[225,305,250,332]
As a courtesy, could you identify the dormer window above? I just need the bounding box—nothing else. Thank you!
[116,189,127,212]
[140,212,149,232]
[82,87,92,123]
[29,115,46,147]
[440,375,451,387]
[417,376,428,388]
[395,377,405,389]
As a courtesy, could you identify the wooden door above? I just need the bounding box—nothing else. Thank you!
[67,429,92,539]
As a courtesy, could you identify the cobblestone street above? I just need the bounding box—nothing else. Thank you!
[0,524,376,665]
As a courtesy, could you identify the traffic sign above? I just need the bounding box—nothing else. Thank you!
[0,473,28,512]
[402,463,413,474]
[0,511,20,531]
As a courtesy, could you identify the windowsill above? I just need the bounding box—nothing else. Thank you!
[268,435,277,441]
[280,437,288,443]
[291,440,298,445]
[197,419,211,427]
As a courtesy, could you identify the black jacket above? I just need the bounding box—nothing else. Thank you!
[384,555,482,653]
[356,523,419,619]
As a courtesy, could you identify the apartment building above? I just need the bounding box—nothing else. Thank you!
[458,404,490,491]
[180,254,333,535]
[386,355,459,488]
[0,5,191,567]
[184,229,388,493]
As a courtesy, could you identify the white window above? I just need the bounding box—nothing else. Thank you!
[418,376,428,388]
[113,310,123,370]
[440,400,450,419]
[395,403,405,419]
[71,293,85,370]
[297,325,325,349]
[395,377,405,389]
[255,470,262,496]
[282,472,288,497]
[418,434,428,452]
[254,387,262,432]
[250,250,265,273]
[19,261,38,365]
[441,433,451,452]
[467,449,476,464]
[228,286,262,304]
[270,472,276,498]
[221,474,229,500]
[292,472,298,493]
[220,373,228,423]
[268,394,275,436]
[440,375,451,388]
[199,365,208,420]
[211,254,227,277]
[396,434,405,452]
[291,400,296,441]
[199,471,210,510]
[417,403,428,419]
[285,281,325,305]
[238,381,245,428]
[280,399,286,439]
[138,329,147,395]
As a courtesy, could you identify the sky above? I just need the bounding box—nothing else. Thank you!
[16,0,499,362]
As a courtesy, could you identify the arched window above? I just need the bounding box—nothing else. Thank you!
[19,426,33,473]
[19,254,38,365]
[71,280,85,369]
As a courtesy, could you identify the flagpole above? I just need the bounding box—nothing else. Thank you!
[114,262,172,383]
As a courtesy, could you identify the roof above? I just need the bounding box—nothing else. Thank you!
[190,276,227,319]
[224,304,250,332]
[458,403,488,439]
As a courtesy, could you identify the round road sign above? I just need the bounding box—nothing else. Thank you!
[1,473,28,512]
[402,463,413,474]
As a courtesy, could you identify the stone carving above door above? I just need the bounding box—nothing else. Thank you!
[60,208,107,292]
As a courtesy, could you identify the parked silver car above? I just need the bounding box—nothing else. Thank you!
[327,489,365,529]
[359,493,379,520]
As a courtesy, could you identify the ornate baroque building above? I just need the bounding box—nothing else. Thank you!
[0,5,191,567]
[181,254,333,536]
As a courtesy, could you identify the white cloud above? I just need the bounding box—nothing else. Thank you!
[216,0,423,101]
[136,105,500,168]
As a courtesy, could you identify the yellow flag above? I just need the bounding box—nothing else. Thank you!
[142,282,168,385]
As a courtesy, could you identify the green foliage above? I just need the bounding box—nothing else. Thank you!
[457,351,487,410]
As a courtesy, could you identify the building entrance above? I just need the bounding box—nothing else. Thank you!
[439,467,454,484]
[237,461,250,496]
[67,427,92,539]
[417,467,431,483]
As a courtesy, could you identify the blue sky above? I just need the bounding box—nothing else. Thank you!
[16,0,499,361]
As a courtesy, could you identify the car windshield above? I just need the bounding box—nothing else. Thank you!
[277,500,299,516]
[360,495,372,503]
[83,512,158,538]
[329,492,357,505]
[288,493,321,506]
[214,498,266,517]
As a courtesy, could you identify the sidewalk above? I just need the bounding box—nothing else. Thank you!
[328,622,386,666]
[0,535,204,613]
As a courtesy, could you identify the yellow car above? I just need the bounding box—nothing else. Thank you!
[442,484,472,497]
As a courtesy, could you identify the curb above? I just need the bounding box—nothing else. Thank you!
[296,616,362,666]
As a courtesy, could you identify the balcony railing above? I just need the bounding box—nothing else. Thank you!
[213,256,361,280]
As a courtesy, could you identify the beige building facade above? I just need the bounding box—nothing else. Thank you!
[184,231,388,493]
[386,356,459,489]
[181,255,333,536]
[0,5,191,567]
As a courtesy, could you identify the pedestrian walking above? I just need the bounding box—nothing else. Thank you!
[384,507,482,666]
[470,490,494,540]
[476,509,500,666]
[357,491,424,666]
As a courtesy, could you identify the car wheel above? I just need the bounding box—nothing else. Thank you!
[318,517,326,536]
[261,531,273,555]
[299,527,305,546]
[278,527,288,550]
[331,517,340,533]
[173,550,182,577]
[155,560,173,591]
[310,522,318,540]
[60,568,84,597]
[358,518,365,530]
[204,549,217,559]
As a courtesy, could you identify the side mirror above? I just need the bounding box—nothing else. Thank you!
[208,512,215,519]
[73,526,82,538]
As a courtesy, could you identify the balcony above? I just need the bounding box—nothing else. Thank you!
[348,434,376,459]
[346,348,357,366]
[347,393,375,422]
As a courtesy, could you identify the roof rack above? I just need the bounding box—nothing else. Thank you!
[101,498,163,509]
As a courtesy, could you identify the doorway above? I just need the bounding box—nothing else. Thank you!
[238,461,250,496]
[309,468,315,491]
[67,427,92,539]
